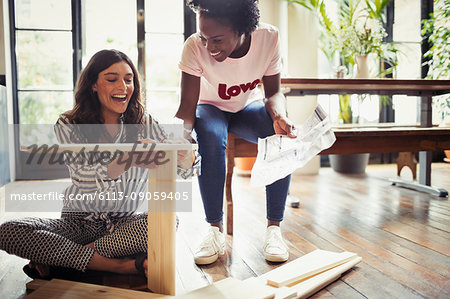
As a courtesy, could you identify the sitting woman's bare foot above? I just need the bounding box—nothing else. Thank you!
[28,261,50,277]
[143,259,148,277]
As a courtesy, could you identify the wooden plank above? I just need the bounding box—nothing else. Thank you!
[331,126,450,135]
[25,279,169,299]
[321,131,450,154]
[26,279,49,293]
[263,250,358,288]
[231,128,450,157]
[100,273,148,291]
[21,143,196,153]
[246,257,362,299]
[225,135,235,235]
[148,150,177,295]
[289,257,362,299]
[280,78,450,96]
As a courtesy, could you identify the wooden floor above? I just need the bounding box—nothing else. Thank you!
[1,163,449,298]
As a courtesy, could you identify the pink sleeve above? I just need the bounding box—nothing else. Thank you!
[178,35,203,77]
[264,30,282,76]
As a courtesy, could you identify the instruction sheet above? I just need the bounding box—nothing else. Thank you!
[251,104,336,186]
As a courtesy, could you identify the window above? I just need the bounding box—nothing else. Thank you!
[14,0,74,125]
[315,0,425,126]
[83,0,138,67]
[392,0,422,125]
[11,0,189,127]
[9,0,189,179]
[144,0,185,123]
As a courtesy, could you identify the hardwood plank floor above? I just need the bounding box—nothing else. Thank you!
[0,163,449,298]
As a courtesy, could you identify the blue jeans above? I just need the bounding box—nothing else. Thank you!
[195,101,291,223]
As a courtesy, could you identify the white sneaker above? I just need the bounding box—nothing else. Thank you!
[194,226,225,265]
[263,226,289,262]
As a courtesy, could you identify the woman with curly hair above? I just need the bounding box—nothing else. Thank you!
[176,0,296,265]
[0,49,197,279]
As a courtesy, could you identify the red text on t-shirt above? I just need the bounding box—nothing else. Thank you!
[218,79,261,100]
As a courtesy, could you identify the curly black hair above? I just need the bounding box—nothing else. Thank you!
[187,0,260,36]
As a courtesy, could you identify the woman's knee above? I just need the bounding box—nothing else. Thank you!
[0,221,13,243]
[0,217,43,242]
[0,220,29,250]
[195,122,228,153]
[195,105,228,149]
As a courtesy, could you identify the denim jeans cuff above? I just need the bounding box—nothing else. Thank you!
[266,216,284,222]
[205,216,223,224]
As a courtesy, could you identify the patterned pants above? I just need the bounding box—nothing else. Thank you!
[0,212,148,271]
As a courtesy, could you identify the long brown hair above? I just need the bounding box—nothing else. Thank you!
[64,49,145,125]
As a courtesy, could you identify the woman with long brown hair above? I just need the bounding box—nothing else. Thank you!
[0,49,198,279]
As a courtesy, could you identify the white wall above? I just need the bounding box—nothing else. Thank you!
[260,0,320,174]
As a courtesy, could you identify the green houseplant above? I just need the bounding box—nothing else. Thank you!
[286,0,396,121]
[285,0,397,172]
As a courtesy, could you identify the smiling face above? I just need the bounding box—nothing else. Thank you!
[198,13,247,62]
[92,61,134,124]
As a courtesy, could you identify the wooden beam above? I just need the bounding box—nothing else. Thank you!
[25,279,169,299]
[281,78,450,96]
[263,250,358,288]
[230,128,450,157]
[148,150,177,295]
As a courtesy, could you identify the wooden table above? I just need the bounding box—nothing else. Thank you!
[281,78,450,96]
[282,78,450,195]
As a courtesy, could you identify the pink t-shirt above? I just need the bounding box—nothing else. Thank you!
[179,23,281,113]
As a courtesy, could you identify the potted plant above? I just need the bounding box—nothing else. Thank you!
[422,0,450,162]
[285,0,397,173]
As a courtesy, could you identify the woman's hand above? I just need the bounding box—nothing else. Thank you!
[137,139,156,144]
[129,139,161,169]
[262,74,297,139]
[164,137,194,169]
[273,116,297,138]
[107,139,160,179]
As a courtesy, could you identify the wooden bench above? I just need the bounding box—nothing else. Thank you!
[224,78,450,235]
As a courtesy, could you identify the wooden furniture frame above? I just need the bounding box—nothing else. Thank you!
[225,78,450,235]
